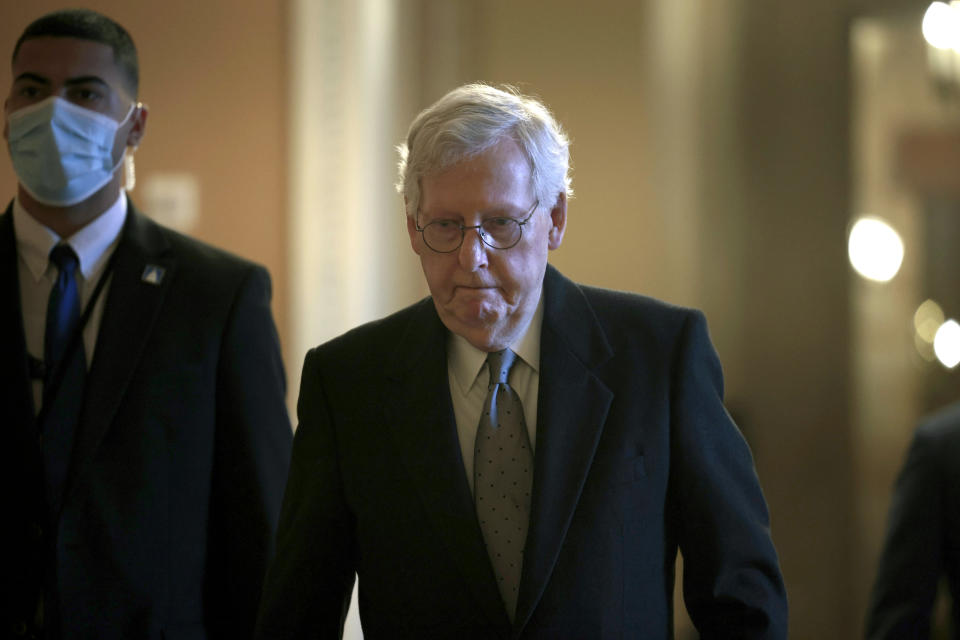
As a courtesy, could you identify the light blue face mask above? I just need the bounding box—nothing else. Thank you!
[6,97,135,207]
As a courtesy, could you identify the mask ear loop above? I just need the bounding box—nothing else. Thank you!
[123,102,143,192]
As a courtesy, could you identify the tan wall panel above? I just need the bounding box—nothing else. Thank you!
[466,1,661,299]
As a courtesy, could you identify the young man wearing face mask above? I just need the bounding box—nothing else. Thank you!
[0,10,293,640]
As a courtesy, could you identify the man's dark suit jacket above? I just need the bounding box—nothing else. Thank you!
[866,402,960,639]
[1,202,293,639]
[255,265,788,639]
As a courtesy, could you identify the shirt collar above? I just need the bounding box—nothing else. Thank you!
[448,295,544,395]
[13,193,127,282]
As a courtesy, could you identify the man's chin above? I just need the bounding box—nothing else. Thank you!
[438,309,508,351]
[457,330,506,353]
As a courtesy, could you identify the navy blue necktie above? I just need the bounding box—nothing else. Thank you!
[42,244,87,516]
[44,245,84,394]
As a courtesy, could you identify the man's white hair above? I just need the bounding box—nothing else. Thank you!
[396,83,572,217]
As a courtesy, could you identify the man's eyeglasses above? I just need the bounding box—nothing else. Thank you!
[415,200,539,253]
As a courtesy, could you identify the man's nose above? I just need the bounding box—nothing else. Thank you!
[458,226,489,270]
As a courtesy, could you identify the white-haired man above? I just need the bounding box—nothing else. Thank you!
[256,83,787,639]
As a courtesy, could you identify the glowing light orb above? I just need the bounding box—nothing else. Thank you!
[934,319,960,368]
[848,217,904,282]
[923,2,960,51]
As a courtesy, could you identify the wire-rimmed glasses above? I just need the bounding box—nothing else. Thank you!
[415,200,539,253]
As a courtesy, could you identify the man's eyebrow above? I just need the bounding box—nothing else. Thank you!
[13,73,111,88]
[64,76,110,88]
[13,72,50,85]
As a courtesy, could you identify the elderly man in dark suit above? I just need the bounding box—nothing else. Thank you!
[1,9,292,639]
[256,83,787,639]
[866,402,960,639]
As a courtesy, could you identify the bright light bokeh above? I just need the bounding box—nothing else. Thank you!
[914,300,945,361]
[914,299,945,343]
[934,319,960,368]
[923,1,960,51]
[848,217,905,282]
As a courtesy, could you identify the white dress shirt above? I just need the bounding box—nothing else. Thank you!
[447,298,543,494]
[15,194,126,414]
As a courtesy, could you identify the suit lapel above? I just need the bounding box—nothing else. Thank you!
[0,205,39,440]
[514,266,614,633]
[64,205,174,501]
[383,299,512,630]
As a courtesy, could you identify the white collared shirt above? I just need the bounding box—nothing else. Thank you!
[14,194,126,414]
[447,298,543,495]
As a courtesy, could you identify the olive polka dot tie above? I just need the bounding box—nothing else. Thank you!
[474,348,533,620]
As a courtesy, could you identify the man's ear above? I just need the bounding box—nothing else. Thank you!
[126,102,149,148]
[547,192,567,251]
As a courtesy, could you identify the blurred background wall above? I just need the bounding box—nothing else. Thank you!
[2,0,958,637]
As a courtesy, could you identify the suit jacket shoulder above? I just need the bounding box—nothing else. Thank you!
[125,207,271,292]
[916,402,960,449]
[542,266,717,393]
[565,275,704,345]
[304,296,441,378]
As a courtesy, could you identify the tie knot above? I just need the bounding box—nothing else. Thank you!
[486,349,516,386]
[49,244,79,275]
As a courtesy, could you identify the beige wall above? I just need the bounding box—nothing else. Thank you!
[0,1,289,361]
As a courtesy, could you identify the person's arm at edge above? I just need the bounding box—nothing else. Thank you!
[865,421,946,639]
[255,346,357,639]
[205,265,294,636]
[669,310,789,639]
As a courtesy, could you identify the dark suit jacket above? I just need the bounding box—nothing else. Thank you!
[866,403,960,639]
[255,265,787,639]
[1,202,293,639]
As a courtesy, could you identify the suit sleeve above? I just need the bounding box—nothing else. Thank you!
[670,311,788,639]
[865,424,945,639]
[205,265,294,637]
[254,348,357,639]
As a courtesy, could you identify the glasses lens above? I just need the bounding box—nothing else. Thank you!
[480,218,521,249]
[423,220,462,252]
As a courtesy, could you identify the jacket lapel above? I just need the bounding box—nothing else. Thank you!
[382,299,512,631]
[64,204,174,501]
[0,205,39,441]
[514,265,614,633]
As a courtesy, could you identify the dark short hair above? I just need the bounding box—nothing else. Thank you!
[12,9,139,96]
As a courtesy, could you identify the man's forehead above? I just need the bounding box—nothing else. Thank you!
[420,142,535,212]
[12,36,123,87]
